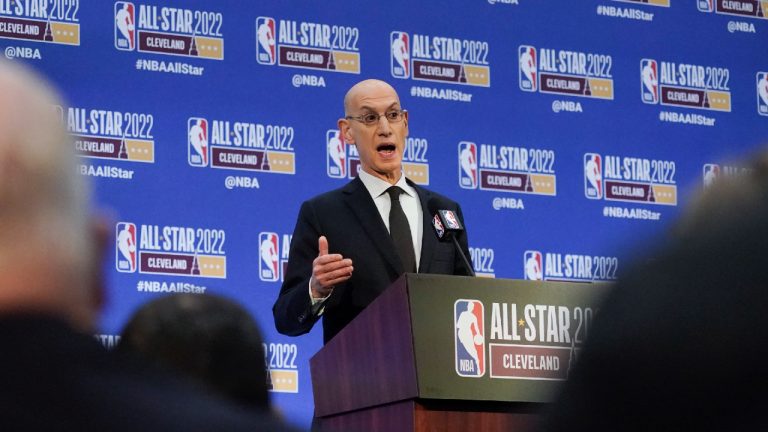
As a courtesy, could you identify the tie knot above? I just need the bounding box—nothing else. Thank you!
[386,186,404,200]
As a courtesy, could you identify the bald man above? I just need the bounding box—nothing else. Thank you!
[0,60,297,431]
[0,61,102,329]
[273,79,473,344]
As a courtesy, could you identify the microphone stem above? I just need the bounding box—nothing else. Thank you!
[450,234,476,277]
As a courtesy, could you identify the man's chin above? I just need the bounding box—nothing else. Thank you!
[364,165,402,182]
[378,162,402,173]
[375,155,402,167]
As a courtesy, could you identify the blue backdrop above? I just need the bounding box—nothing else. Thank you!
[3,0,767,427]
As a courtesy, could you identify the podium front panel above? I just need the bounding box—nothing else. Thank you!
[406,274,610,403]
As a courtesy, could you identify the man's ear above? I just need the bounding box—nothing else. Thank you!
[338,118,354,144]
[88,214,112,314]
[68,213,112,333]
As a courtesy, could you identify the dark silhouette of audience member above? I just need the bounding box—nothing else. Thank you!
[0,59,296,431]
[543,152,768,431]
[118,293,271,411]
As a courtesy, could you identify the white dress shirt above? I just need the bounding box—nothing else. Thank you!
[309,171,423,307]
[357,169,423,269]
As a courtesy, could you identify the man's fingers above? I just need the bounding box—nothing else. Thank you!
[323,265,353,279]
[313,261,353,279]
[314,256,352,269]
[314,254,346,265]
[313,263,354,288]
[318,235,329,256]
[322,267,354,286]
[325,274,353,287]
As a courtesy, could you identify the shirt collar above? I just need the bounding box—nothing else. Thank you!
[357,169,415,199]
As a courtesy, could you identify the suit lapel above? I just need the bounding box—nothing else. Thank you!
[411,180,437,274]
[342,177,403,274]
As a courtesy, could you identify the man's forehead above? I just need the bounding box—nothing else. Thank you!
[345,80,400,111]
[0,73,54,115]
[353,94,400,111]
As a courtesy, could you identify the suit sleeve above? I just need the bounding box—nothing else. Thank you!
[272,200,322,336]
[453,204,474,276]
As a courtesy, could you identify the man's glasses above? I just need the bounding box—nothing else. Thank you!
[345,109,407,126]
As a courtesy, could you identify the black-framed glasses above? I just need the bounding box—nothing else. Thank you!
[345,109,407,126]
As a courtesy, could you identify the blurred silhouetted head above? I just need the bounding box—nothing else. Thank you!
[0,59,105,332]
[543,148,768,431]
[118,293,269,410]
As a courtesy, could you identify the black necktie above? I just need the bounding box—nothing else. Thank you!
[386,186,417,273]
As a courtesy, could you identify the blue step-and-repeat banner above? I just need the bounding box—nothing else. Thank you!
[3,0,767,427]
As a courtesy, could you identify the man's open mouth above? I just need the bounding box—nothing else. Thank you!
[377,144,396,154]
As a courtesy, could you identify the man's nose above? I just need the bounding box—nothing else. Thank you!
[376,115,392,135]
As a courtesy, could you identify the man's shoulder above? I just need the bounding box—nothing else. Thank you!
[409,181,461,209]
[0,315,299,432]
[303,178,362,206]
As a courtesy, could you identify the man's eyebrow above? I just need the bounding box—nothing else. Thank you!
[357,103,400,112]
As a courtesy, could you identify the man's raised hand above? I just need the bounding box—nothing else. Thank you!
[310,236,353,298]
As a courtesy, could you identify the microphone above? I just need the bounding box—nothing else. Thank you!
[429,203,475,277]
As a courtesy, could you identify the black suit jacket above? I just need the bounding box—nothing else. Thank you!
[273,177,472,343]
[0,314,298,432]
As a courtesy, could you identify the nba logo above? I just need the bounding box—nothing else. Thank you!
[327,130,347,178]
[454,299,485,378]
[259,232,280,282]
[458,141,478,189]
[441,210,461,230]
[584,153,603,200]
[256,17,276,65]
[115,222,137,273]
[188,118,209,167]
[518,45,537,92]
[432,214,445,240]
[114,2,135,51]
[703,163,720,188]
[524,250,543,281]
[641,59,659,104]
[697,0,714,12]
[390,31,410,79]
[757,72,768,116]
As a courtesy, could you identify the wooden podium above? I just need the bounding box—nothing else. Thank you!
[310,274,609,432]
